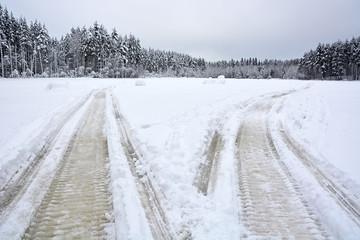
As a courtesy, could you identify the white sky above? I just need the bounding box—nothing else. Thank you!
[2,0,360,61]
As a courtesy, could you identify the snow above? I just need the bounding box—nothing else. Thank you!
[0,78,122,189]
[135,79,146,86]
[105,92,153,239]
[0,77,359,239]
[0,94,93,239]
[280,81,360,183]
[203,76,225,84]
[217,75,226,84]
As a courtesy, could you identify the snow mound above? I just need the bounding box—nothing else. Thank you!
[217,75,226,84]
[135,79,146,86]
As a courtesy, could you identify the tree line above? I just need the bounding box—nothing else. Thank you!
[0,4,359,80]
[0,4,207,78]
[299,37,360,80]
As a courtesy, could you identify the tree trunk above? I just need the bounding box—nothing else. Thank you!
[22,49,26,73]
[8,43,13,74]
[0,44,4,78]
[14,45,18,71]
[54,51,58,74]
[39,51,43,74]
[32,53,36,75]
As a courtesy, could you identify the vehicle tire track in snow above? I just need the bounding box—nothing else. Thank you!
[0,92,94,215]
[23,92,113,239]
[110,94,190,240]
[236,94,327,239]
[279,121,360,226]
[193,131,224,196]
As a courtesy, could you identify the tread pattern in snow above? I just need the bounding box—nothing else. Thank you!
[236,95,327,239]
[0,92,93,215]
[23,92,113,239]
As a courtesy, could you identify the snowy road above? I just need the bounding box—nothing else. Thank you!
[1,78,360,239]
[0,92,92,213]
[236,93,327,238]
[24,92,113,238]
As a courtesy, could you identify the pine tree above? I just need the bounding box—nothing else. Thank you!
[84,22,100,71]
[18,17,31,74]
[126,34,141,67]
[0,5,5,77]
[1,7,11,77]
[65,27,84,70]
[29,21,50,75]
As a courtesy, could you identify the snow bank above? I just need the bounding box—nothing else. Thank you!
[105,92,152,239]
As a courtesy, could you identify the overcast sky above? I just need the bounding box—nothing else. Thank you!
[2,0,360,61]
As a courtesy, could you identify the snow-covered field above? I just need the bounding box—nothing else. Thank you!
[0,78,359,239]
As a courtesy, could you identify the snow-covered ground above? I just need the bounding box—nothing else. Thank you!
[281,81,360,183]
[0,78,359,239]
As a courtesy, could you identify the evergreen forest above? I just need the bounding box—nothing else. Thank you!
[0,4,359,80]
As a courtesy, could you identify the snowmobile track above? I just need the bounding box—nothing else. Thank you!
[193,131,224,196]
[110,93,191,240]
[0,91,94,215]
[236,93,327,239]
[23,91,113,239]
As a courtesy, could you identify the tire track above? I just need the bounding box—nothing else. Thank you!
[265,106,329,239]
[193,131,224,196]
[110,93,190,240]
[236,94,327,239]
[23,92,113,239]
[279,121,360,226]
[0,91,94,215]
